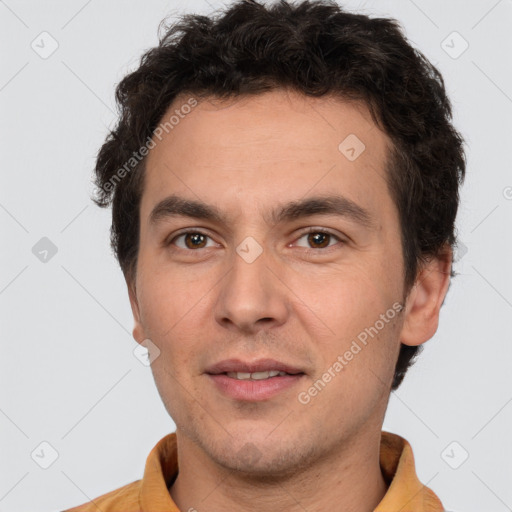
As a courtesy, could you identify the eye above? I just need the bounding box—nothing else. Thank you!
[169,231,217,250]
[293,229,344,251]
[166,228,344,253]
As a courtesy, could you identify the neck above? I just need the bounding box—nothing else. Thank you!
[169,427,388,512]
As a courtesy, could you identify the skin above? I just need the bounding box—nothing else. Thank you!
[128,89,452,512]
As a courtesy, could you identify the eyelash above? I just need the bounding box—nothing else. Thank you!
[166,228,345,254]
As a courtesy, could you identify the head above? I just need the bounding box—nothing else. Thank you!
[92,0,465,474]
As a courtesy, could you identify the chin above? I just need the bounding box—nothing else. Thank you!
[208,435,320,481]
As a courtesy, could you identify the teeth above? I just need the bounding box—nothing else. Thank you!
[226,370,288,380]
[233,372,251,380]
[252,371,273,380]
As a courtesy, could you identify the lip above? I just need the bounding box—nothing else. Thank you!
[206,358,306,402]
[208,373,304,401]
[205,358,305,375]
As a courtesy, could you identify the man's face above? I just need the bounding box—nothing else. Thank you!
[131,89,408,474]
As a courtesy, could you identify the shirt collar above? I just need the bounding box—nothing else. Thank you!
[139,431,444,511]
[375,431,445,511]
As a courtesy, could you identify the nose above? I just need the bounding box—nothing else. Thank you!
[214,245,289,335]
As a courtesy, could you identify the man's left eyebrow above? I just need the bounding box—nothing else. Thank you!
[268,195,376,230]
[148,194,376,230]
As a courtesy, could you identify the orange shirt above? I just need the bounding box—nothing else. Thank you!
[63,431,444,512]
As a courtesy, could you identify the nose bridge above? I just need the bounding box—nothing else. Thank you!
[214,238,288,332]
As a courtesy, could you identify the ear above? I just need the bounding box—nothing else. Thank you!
[127,279,146,345]
[399,245,453,346]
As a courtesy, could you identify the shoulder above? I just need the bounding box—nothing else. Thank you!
[62,479,142,512]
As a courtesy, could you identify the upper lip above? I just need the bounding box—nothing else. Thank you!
[206,358,305,375]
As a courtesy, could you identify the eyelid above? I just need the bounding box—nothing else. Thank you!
[166,228,218,248]
[291,227,346,250]
[294,226,345,239]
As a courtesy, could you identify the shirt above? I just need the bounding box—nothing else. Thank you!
[63,430,444,512]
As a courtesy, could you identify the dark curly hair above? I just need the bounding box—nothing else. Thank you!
[91,0,466,390]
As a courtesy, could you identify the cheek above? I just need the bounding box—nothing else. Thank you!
[137,263,209,340]
[300,308,402,427]
[288,262,403,385]
[136,265,215,375]
[138,271,208,420]
[288,260,398,335]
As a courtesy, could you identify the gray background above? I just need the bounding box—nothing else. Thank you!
[1,0,511,511]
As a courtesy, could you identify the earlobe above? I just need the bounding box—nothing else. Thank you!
[400,246,453,347]
[127,281,146,345]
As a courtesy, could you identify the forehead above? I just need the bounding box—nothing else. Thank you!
[141,89,393,223]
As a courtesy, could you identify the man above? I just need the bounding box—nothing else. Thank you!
[65,0,465,510]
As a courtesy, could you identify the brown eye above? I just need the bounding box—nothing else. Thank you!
[170,231,215,250]
[184,233,207,249]
[307,232,331,249]
[295,229,341,250]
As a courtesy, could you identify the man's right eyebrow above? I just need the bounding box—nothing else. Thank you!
[149,195,227,226]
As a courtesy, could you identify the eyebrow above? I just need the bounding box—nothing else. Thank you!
[149,194,375,230]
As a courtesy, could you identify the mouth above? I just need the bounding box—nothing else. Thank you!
[224,370,292,380]
[206,358,306,401]
[206,357,305,376]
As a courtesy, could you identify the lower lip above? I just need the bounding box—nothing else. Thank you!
[208,374,304,401]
